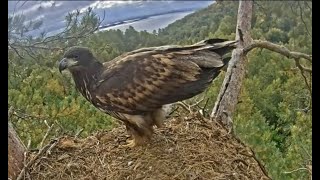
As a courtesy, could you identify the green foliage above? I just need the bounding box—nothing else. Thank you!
[9,64,115,147]
[8,14,43,39]
[8,1,311,179]
[158,1,311,179]
[159,2,238,44]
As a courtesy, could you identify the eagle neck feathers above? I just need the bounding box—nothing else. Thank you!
[70,60,103,99]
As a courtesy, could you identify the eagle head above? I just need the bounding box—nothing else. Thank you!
[59,46,96,73]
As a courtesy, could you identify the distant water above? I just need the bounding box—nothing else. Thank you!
[100,11,194,33]
[9,1,214,36]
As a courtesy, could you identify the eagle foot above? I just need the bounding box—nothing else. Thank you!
[120,139,137,148]
[120,135,150,148]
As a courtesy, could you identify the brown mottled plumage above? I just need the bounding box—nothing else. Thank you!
[58,38,237,147]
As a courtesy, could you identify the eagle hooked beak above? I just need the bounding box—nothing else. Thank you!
[59,58,78,73]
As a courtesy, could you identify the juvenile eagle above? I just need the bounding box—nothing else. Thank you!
[59,38,237,147]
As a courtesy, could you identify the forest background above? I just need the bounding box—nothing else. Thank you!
[8,1,312,179]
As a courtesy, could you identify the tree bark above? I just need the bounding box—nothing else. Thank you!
[8,121,26,180]
[210,1,253,130]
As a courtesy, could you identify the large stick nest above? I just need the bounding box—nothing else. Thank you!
[25,114,270,180]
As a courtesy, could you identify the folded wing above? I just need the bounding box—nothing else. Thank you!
[93,39,236,115]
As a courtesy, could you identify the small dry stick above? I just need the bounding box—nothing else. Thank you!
[283,167,309,174]
[177,102,192,114]
[39,123,54,149]
[75,128,84,138]
[16,123,55,180]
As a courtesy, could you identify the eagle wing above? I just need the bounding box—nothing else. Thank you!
[93,40,234,115]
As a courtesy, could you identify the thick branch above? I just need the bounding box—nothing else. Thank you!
[210,0,253,130]
[244,40,312,63]
[8,121,26,179]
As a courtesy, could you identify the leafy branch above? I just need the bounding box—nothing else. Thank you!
[8,7,106,60]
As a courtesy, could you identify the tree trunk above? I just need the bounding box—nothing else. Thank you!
[8,121,26,179]
[210,1,253,130]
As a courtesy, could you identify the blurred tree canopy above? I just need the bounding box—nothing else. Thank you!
[8,1,311,179]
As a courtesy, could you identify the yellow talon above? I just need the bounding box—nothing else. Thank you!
[120,139,137,148]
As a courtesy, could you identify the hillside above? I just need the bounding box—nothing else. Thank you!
[9,1,311,180]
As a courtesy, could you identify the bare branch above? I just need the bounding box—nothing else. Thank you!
[22,47,38,60]
[289,3,298,17]
[202,98,210,117]
[8,106,14,119]
[28,9,105,48]
[253,1,267,14]
[16,123,56,180]
[295,59,312,96]
[16,139,58,180]
[190,97,205,108]
[298,1,312,38]
[244,40,312,63]
[18,1,28,11]
[283,167,309,174]
[38,123,54,148]
[243,39,312,95]
[11,43,62,51]
[304,1,312,12]
[8,8,105,59]
[232,134,272,179]
[177,101,192,114]
[8,44,24,59]
[11,107,49,121]
[75,128,84,138]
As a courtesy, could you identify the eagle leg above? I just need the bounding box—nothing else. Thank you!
[151,108,166,128]
[121,116,153,148]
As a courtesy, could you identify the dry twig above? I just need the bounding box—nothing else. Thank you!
[16,122,56,180]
